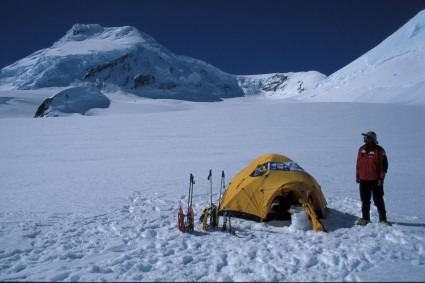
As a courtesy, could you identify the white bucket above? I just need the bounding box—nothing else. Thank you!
[289,206,310,231]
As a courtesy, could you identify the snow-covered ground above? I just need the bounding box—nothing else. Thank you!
[0,90,424,282]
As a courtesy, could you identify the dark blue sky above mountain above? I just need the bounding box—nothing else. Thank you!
[1,0,425,76]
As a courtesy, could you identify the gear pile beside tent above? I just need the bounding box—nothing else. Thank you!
[178,153,327,233]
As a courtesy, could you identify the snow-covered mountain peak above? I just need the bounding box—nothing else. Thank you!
[57,23,154,44]
[51,24,154,56]
[59,23,105,42]
[0,24,244,101]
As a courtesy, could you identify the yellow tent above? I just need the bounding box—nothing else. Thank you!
[218,153,327,231]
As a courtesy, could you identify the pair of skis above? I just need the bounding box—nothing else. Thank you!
[178,173,195,233]
[221,207,236,235]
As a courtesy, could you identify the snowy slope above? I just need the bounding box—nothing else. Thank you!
[236,9,425,105]
[0,24,244,102]
[306,10,425,105]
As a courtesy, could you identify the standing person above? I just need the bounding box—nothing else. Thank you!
[356,131,389,226]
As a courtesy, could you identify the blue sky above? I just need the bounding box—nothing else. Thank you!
[1,0,425,75]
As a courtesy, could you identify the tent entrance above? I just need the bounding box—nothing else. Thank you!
[265,191,299,222]
[265,190,326,231]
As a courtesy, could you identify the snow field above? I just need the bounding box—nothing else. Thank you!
[0,95,424,281]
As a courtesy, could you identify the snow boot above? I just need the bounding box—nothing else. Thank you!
[356,218,370,226]
[379,220,391,226]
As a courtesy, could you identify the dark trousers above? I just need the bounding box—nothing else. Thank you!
[359,180,387,222]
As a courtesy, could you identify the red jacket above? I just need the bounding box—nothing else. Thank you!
[356,144,388,181]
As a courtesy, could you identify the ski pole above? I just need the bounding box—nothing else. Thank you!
[218,170,225,207]
[208,169,212,207]
[188,173,194,210]
[190,173,194,208]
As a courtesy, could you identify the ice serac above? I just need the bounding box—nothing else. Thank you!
[0,24,244,102]
[34,86,110,117]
